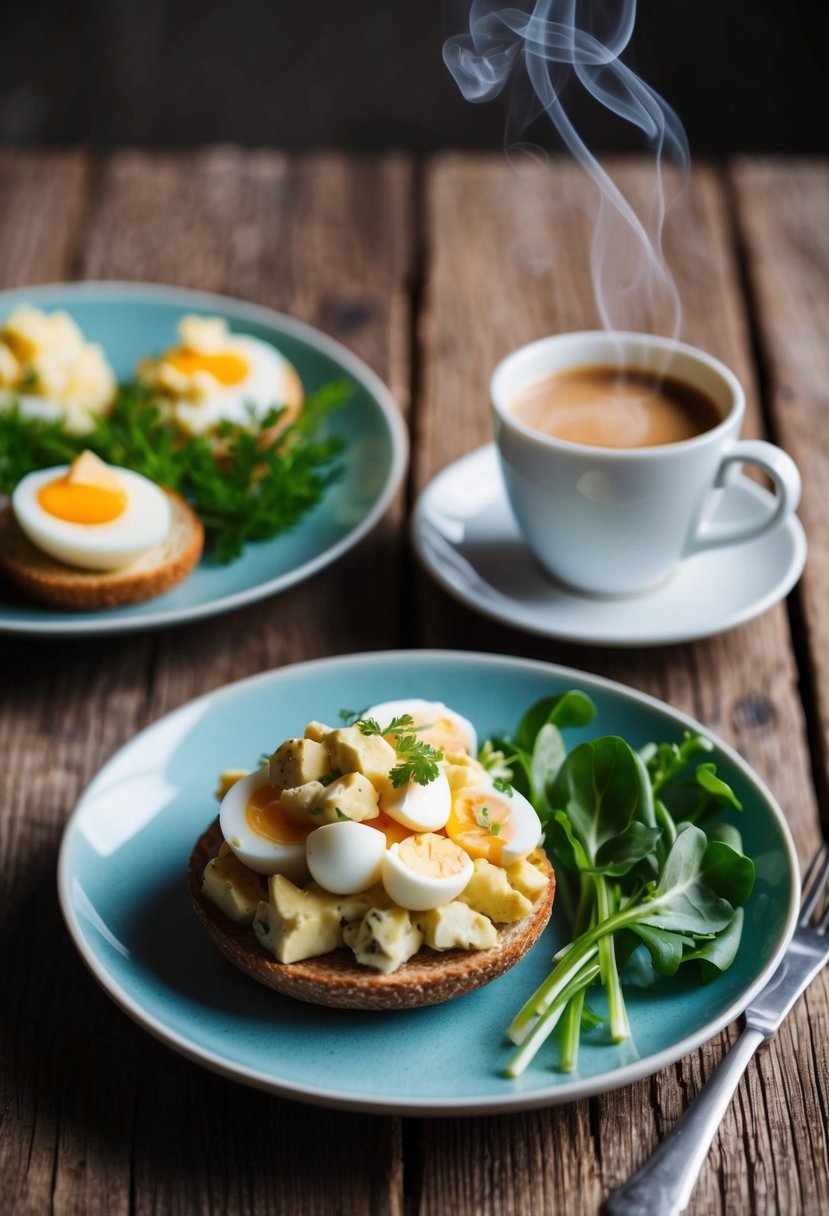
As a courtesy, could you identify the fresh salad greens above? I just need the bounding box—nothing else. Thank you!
[0,380,350,562]
[480,692,754,1077]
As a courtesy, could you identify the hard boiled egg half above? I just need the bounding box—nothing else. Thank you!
[382,832,473,911]
[138,315,304,436]
[446,784,542,866]
[366,698,477,757]
[306,821,386,895]
[12,451,171,571]
[220,767,312,883]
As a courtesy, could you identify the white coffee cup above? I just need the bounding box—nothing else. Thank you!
[491,331,801,597]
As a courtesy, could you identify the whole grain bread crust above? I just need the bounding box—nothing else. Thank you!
[0,491,204,609]
[189,818,556,1011]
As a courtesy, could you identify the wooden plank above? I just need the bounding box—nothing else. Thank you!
[0,149,412,1216]
[0,151,141,1216]
[415,154,825,1214]
[0,149,89,287]
[730,159,829,807]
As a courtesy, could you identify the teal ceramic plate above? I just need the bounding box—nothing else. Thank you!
[58,651,799,1115]
[0,283,407,636]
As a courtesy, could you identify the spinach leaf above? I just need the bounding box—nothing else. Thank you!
[547,736,659,876]
[515,691,596,753]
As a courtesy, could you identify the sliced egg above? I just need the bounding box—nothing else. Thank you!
[379,768,451,832]
[138,315,303,436]
[12,454,171,571]
[219,767,311,881]
[306,821,386,895]
[381,832,473,911]
[446,784,542,867]
[365,698,477,756]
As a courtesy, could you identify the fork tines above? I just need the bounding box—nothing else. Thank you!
[800,842,829,928]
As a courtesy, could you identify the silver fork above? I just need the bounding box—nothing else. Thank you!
[605,842,829,1216]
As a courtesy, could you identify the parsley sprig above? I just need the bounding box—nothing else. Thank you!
[0,379,350,563]
[357,713,444,788]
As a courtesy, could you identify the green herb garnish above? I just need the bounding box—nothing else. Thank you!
[356,713,443,787]
[0,378,351,563]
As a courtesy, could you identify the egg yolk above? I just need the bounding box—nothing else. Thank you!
[385,715,469,756]
[446,790,515,865]
[366,810,414,848]
[37,476,127,524]
[397,832,469,877]
[246,782,311,845]
[166,348,249,385]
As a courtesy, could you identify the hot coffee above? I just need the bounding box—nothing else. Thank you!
[509,365,721,449]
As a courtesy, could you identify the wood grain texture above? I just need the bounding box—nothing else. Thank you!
[0,149,412,1216]
[730,159,829,807]
[414,154,826,1215]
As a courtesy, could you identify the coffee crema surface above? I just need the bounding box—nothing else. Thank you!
[509,365,722,449]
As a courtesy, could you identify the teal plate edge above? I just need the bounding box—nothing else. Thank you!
[0,281,408,637]
[57,650,801,1116]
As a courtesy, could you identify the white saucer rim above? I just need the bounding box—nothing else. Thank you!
[412,444,807,648]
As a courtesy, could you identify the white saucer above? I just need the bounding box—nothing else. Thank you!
[412,445,807,648]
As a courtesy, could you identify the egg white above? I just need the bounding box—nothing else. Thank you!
[379,768,451,832]
[306,821,386,895]
[381,836,473,911]
[219,767,311,882]
[12,463,171,571]
[166,335,299,435]
[365,698,477,756]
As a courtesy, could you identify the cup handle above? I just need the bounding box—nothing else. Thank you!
[686,439,802,555]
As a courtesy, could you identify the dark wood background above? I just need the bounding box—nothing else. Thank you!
[0,0,827,154]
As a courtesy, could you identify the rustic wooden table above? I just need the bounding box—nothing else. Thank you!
[1,149,827,1215]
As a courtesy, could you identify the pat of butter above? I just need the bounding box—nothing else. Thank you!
[67,450,122,491]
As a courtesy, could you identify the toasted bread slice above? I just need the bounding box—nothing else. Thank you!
[189,818,556,1011]
[0,491,204,609]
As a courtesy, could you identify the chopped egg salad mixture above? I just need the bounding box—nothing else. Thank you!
[137,315,304,435]
[13,450,171,570]
[202,700,549,975]
[0,306,116,434]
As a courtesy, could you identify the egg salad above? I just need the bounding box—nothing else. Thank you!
[137,315,304,436]
[0,306,116,434]
[202,700,547,975]
[12,449,171,570]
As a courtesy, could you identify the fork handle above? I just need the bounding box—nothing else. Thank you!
[603,1027,765,1216]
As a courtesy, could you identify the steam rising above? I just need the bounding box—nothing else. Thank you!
[444,0,690,338]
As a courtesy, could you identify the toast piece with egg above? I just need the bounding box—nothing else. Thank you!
[0,491,203,608]
[189,818,555,1011]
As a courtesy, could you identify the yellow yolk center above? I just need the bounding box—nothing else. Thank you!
[446,791,515,865]
[246,782,311,845]
[397,832,468,877]
[367,810,414,848]
[38,477,127,524]
[166,348,249,385]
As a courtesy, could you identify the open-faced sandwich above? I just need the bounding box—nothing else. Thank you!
[190,699,556,1010]
[0,450,203,607]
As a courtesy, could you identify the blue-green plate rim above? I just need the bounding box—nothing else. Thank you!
[57,650,801,1116]
[0,281,408,637]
